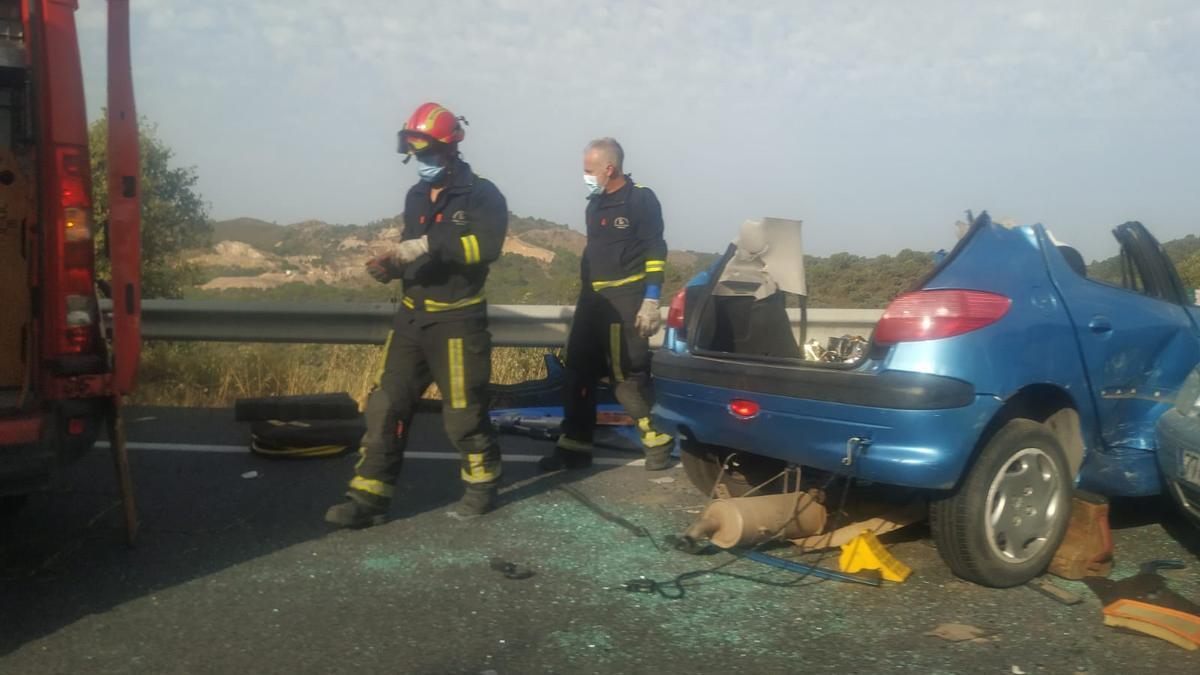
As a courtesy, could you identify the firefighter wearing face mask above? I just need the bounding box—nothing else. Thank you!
[539,137,674,473]
[326,102,508,527]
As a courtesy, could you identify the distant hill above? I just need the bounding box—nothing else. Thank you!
[1087,231,1200,286]
[191,211,712,302]
[201,216,1199,309]
[509,213,577,235]
[210,217,285,250]
[519,227,586,256]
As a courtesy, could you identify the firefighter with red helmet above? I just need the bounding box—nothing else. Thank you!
[326,102,508,527]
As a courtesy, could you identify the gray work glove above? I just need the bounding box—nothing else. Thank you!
[394,235,430,265]
[635,298,662,338]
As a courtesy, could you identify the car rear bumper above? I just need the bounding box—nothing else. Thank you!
[652,360,1000,490]
[652,350,976,410]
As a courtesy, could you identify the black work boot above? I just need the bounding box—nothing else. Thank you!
[448,481,498,520]
[538,438,594,472]
[644,444,672,471]
[325,498,388,529]
[638,417,673,471]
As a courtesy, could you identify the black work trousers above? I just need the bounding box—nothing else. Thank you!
[348,310,500,508]
[561,290,654,446]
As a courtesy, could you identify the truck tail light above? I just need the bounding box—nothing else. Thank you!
[874,290,1011,345]
[64,206,91,242]
[54,146,96,355]
[667,289,687,329]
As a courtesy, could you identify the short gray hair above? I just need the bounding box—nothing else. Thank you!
[585,137,624,171]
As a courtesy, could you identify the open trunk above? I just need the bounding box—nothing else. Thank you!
[683,217,971,369]
[0,2,33,413]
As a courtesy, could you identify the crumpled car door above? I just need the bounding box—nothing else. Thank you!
[1049,223,1200,456]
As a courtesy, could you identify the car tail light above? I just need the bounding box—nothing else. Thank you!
[53,146,97,355]
[874,290,1011,345]
[667,289,687,329]
[728,399,760,419]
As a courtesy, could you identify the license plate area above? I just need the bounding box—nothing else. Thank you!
[1184,449,1200,486]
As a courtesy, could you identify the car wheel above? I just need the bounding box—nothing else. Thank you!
[1163,480,1200,530]
[930,419,1072,587]
[680,438,786,498]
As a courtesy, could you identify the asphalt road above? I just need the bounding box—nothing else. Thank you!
[2,406,1199,674]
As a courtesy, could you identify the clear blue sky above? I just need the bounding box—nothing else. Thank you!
[76,1,1199,262]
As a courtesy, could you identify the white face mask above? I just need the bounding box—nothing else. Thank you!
[583,173,603,197]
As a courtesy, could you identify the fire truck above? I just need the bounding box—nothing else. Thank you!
[0,0,140,538]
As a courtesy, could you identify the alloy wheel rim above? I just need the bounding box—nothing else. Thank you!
[983,447,1062,564]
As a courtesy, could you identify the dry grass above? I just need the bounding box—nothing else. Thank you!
[128,342,554,408]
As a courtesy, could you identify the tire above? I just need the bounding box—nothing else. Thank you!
[930,418,1072,587]
[680,438,786,498]
[1163,480,1200,531]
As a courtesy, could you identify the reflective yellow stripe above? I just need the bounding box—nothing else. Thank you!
[373,330,394,387]
[421,105,447,132]
[252,442,346,457]
[350,476,395,498]
[426,294,485,312]
[609,323,624,382]
[448,338,467,409]
[591,272,646,291]
[460,452,498,483]
[354,446,367,472]
[404,295,486,312]
[460,235,481,264]
[644,259,665,273]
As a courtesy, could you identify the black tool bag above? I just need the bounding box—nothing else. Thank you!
[235,392,360,423]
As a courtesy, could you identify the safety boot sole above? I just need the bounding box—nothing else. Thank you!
[324,501,388,529]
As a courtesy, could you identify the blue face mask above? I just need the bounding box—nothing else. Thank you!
[416,155,446,183]
[583,174,602,196]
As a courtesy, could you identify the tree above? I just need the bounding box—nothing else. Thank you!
[89,113,212,298]
[1175,250,1200,293]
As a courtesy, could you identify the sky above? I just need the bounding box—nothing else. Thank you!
[74,1,1200,261]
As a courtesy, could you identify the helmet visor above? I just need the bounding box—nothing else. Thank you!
[397,130,434,155]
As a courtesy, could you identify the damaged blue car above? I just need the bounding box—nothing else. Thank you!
[652,213,1200,587]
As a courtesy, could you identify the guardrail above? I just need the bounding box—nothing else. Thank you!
[107,300,883,348]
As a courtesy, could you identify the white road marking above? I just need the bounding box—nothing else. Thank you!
[95,441,646,466]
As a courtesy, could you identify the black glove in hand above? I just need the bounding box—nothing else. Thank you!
[366,254,400,283]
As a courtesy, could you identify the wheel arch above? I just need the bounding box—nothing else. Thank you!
[976,384,1085,478]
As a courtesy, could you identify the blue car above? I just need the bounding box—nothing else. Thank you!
[1155,367,1200,528]
[653,213,1200,587]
